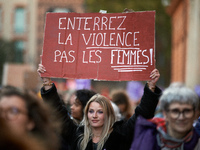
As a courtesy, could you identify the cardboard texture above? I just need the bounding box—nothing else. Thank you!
[41,11,155,81]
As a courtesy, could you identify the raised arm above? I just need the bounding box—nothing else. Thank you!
[37,64,52,91]
[147,68,160,92]
[37,64,77,144]
[135,68,161,119]
[115,69,162,146]
[37,64,62,108]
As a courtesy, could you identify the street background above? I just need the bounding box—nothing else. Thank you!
[0,0,200,102]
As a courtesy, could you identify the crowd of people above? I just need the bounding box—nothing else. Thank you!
[0,63,200,150]
[38,64,161,150]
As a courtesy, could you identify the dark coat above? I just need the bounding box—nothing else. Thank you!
[130,116,200,150]
[41,83,162,150]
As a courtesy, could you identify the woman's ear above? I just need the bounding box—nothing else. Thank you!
[26,120,35,131]
[162,111,168,120]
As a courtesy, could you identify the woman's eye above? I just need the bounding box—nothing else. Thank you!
[184,109,192,113]
[89,110,94,113]
[98,111,103,114]
[74,102,81,107]
[9,107,20,114]
[171,109,179,114]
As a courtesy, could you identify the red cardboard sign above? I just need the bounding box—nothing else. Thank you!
[41,11,155,81]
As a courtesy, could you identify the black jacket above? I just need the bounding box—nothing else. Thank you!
[41,83,162,150]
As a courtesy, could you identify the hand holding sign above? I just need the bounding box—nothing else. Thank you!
[41,11,155,81]
[147,69,160,92]
[37,64,53,90]
[38,63,160,92]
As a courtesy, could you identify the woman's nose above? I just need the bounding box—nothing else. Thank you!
[178,112,185,119]
[93,112,97,117]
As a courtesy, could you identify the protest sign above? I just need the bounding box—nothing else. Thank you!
[41,11,155,81]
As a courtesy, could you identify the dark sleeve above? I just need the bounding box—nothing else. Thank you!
[134,83,162,119]
[41,83,77,144]
[126,83,162,129]
[113,83,162,146]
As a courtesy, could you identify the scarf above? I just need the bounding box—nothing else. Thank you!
[150,118,193,150]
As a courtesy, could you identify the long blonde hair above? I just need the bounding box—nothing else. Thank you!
[79,94,115,150]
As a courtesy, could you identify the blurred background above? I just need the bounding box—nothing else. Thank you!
[0,0,200,102]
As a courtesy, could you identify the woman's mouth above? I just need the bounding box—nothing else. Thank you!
[92,120,98,123]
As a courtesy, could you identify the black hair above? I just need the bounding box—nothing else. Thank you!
[76,89,96,109]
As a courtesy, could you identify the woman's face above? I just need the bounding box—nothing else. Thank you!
[70,98,83,121]
[88,102,104,129]
[0,95,35,134]
[163,102,196,139]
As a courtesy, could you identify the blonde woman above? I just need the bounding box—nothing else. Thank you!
[79,94,115,150]
[40,68,161,150]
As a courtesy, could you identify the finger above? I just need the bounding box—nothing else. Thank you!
[150,69,159,78]
[38,64,43,68]
[151,68,158,73]
[150,69,156,75]
[150,73,159,79]
[37,68,44,73]
[38,65,46,72]
[150,75,156,79]
[39,64,46,70]
[40,67,46,72]
[37,68,42,73]
[150,72,156,78]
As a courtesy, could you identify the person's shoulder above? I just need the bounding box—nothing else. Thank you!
[76,125,84,133]
[112,120,127,133]
[113,120,125,127]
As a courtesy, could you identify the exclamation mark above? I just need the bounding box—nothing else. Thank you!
[150,48,153,65]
